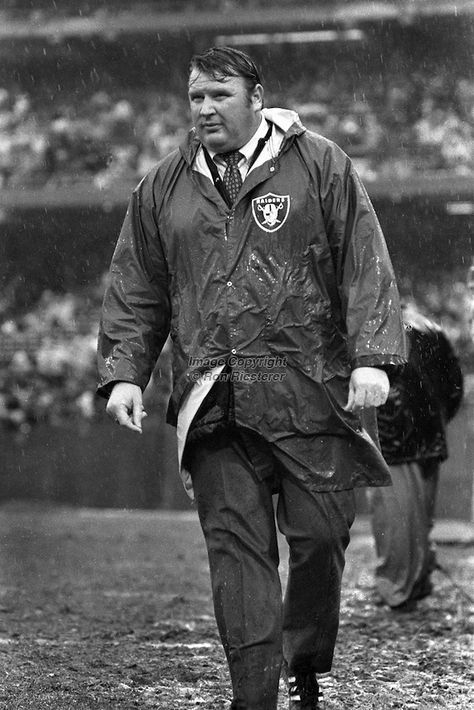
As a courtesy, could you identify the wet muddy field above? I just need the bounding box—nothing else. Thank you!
[0,504,472,709]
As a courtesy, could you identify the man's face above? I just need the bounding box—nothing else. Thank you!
[188,70,263,153]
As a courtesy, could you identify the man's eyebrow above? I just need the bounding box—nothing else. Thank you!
[189,85,234,96]
[211,86,233,93]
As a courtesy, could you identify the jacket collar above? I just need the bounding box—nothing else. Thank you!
[180,107,306,167]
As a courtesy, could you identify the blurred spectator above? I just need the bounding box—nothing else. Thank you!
[369,302,464,611]
[455,78,474,123]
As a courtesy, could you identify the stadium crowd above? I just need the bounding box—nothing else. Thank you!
[0,274,472,432]
[0,272,178,433]
[1,66,473,190]
[0,286,101,433]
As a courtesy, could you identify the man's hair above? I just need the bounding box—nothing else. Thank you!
[188,46,263,94]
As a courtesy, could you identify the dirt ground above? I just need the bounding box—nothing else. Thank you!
[0,502,472,710]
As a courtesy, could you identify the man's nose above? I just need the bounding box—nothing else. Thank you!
[200,97,216,116]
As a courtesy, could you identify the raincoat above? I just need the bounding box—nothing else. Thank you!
[97,108,406,494]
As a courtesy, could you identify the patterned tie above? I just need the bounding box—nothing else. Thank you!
[218,150,244,205]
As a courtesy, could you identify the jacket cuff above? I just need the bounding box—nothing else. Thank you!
[96,379,139,400]
[351,355,407,382]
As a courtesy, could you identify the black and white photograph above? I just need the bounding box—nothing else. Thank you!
[0,1,473,708]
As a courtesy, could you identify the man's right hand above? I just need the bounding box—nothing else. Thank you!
[106,382,147,434]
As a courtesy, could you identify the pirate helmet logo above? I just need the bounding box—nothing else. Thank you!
[252,193,290,233]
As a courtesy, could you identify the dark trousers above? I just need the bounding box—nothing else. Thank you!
[369,460,439,607]
[186,429,356,710]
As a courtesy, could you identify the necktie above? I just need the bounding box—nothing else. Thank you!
[218,150,244,205]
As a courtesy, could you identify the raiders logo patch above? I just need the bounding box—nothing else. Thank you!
[251,193,290,233]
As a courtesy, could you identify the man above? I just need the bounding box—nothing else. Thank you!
[371,301,463,612]
[97,47,406,710]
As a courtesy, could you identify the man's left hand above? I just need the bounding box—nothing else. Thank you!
[344,366,390,412]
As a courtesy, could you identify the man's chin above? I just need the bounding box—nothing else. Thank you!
[200,129,227,152]
[204,141,225,152]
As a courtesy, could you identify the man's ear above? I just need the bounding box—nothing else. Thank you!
[252,84,264,111]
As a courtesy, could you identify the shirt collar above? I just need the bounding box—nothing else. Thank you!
[209,115,269,165]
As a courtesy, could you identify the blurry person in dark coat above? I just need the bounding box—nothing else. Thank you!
[370,300,464,611]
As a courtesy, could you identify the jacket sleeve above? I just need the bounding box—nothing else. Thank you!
[320,142,407,372]
[96,172,170,398]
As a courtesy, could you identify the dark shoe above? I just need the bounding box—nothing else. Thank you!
[389,578,433,613]
[390,598,418,613]
[288,671,323,708]
[411,575,433,601]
